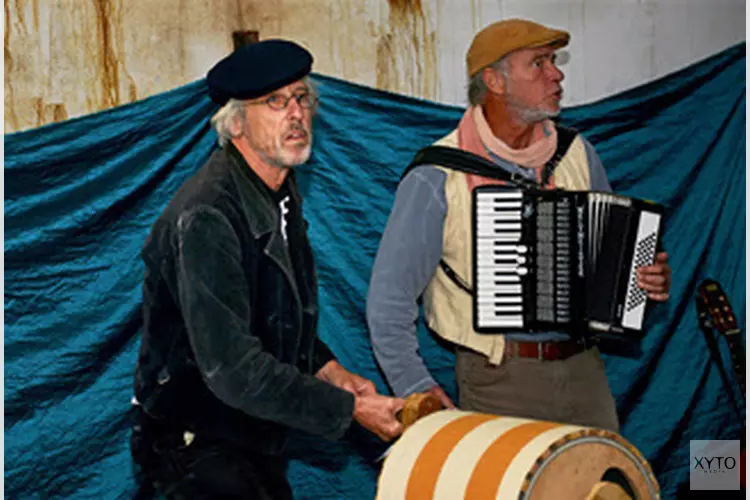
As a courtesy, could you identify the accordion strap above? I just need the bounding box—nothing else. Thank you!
[439,259,473,296]
[402,124,578,189]
[542,124,577,185]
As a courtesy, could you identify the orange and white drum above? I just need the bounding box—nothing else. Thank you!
[377,410,660,500]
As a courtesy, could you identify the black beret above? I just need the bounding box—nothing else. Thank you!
[206,39,313,105]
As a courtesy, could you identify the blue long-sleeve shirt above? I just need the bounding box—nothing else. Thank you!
[367,138,612,397]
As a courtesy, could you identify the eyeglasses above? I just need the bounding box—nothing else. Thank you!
[247,91,317,111]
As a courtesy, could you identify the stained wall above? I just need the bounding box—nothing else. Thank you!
[4,0,745,133]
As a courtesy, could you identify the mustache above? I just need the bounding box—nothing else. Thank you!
[284,122,309,137]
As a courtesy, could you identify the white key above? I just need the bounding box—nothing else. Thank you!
[476,191,523,201]
[486,305,523,313]
[476,229,522,239]
[475,242,527,253]
[477,275,521,283]
[476,206,523,215]
[477,285,523,295]
[478,287,523,296]
[477,296,523,304]
[477,318,524,328]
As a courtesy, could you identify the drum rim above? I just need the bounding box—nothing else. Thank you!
[519,430,660,500]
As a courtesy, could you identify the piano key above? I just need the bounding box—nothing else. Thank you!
[475,203,521,219]
[477,296,523,304]
[476,229,522,239]
[476,222,523,232]
[478,310,524,321]
[486,305,523,313]
[476,191,523,200]
[477,317,524,328]
[477,254,527,264]
[477,285,523,294]
[477,278,522,286]
[475,242,528,253]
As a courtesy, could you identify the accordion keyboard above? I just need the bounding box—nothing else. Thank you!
[475,190,528,329]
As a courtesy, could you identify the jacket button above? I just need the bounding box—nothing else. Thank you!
[267,314,278,326]
[300,353,308,361]
[157,367,170,385]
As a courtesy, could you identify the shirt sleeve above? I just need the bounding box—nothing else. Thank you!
[367,166,448,397]
[175,205,354,440]
[582,136,613,192]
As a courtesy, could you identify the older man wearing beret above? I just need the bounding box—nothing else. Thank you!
[368,20,671,432]
[131,39,404,499]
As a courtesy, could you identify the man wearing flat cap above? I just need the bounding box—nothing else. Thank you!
[368,20,671,431]
[131,39,404,498]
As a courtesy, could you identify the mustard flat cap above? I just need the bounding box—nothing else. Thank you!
[466,19,570,77]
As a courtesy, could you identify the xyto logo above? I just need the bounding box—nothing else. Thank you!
[693,456,737,474]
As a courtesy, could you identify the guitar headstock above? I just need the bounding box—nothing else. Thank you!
[698,279,739,335]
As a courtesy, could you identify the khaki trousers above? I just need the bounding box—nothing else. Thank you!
[455,346,620,432]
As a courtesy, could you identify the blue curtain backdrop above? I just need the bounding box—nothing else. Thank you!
[5,43,745,499]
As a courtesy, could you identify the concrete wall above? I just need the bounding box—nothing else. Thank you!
[4,0,745,133]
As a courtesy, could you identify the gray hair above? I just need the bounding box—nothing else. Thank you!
[466,56,510,106]
[210,99,246,147]
[210,76,318,147]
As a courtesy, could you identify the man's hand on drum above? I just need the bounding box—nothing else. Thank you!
[425,385,456,409]
[353,393,405,441]
[316,360,404,441]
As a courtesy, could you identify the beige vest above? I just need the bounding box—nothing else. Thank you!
[422,129,593,364]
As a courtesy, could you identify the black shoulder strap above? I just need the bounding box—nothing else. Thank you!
[542,124,577,185]
[402,123,579,189]
[402,145,533,186]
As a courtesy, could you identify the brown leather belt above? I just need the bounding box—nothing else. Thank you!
[504,338,590,361]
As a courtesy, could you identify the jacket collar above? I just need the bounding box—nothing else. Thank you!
[223,142,303,240]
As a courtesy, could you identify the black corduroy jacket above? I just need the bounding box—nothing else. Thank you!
[134,143,354,455]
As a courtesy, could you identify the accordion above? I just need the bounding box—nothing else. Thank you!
[473,186,664,337]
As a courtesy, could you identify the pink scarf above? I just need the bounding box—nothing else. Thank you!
[457,107,557,190]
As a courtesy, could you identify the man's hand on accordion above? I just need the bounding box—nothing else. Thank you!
[636,251,671,302]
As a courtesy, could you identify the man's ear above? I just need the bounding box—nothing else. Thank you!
[482,67,505,95]
[228,114,244,138]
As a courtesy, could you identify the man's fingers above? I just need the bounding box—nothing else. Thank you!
[638,273,666,289]
[381,420,403,441]
[359,380,377,396]
[648,291,670,302]
[426,386,456,409]
[390,397,405,414]
[339,381,357,395]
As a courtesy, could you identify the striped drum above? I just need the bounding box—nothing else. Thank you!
[377,410,660,500]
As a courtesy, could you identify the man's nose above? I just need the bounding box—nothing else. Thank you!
[286,98,304,119]
[547,63,564,83]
